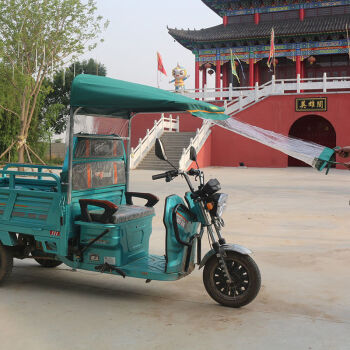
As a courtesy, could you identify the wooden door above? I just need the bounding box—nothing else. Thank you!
[288,115,336,167]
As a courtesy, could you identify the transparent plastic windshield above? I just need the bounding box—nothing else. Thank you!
[72,160,126,191]
[69,115,128,191]
[74,138,124,159]
[66,115,130,145]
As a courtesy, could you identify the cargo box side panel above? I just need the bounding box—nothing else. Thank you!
[0,189,63,251]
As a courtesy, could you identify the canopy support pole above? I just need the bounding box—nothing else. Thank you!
[67,107,81,204]
[67,108,74,205]
[126,113,133,191]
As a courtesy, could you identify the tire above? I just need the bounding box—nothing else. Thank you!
[32,252,62,268]
[203,251,261,308]
[0,243,13,284]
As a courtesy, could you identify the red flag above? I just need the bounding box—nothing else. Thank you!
[157,52,167,76]
[267,28,275,68]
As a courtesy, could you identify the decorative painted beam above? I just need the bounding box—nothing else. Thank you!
[197,39,349,63]
[205,0,350,17]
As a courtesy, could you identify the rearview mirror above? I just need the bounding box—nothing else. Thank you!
[155,138,168,161]
[190,146,197,162]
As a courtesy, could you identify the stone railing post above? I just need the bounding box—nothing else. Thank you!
[228,83,233,100]
[138,138,142,157]
[297,74,301,93]
[239,94,243,110]
[323,72,327,93]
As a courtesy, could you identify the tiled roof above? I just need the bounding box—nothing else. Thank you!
[168,14,350,43]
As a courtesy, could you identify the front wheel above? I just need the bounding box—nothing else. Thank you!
[203,251,261,308]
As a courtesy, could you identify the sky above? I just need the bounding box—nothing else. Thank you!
[82,0,221,90]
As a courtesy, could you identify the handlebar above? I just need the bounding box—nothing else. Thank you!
[152,172,168,180]
[152,170,179,181]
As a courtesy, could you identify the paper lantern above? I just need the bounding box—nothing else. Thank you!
[308,56,316,65]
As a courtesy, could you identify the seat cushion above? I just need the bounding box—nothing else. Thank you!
[90,205,155,224]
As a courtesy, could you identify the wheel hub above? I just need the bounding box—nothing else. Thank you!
[213,259,250,297]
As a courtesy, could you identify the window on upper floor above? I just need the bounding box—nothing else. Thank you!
[260,10,298,22]
[227,14,254,24]
[305,5,350,17]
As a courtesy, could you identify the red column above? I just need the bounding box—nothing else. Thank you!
[216,60,221,100]
[300,59,305,79]
[296,55,301,77]
[202,67,207,88]
[254,13,260,25]
[223,15,228,26]
[222,63,228,91]
[195,60,199,92]
[299,8,305,21]
[254,62,259,84]
[249,58,254,87]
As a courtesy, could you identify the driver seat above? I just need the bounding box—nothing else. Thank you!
[78,192,159,224]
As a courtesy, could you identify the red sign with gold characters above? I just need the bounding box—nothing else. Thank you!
[295,97,327,112]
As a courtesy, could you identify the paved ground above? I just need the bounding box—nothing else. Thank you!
[1,167,349,350]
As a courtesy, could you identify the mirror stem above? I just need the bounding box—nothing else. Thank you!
[167,159,178,171]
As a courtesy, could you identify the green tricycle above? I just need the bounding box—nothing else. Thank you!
[0,75,261,307]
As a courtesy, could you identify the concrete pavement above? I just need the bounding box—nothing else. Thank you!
[0,167,349,350]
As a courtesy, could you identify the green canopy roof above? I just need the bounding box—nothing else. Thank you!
[70,74,229,120]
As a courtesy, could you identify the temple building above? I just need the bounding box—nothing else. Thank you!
[168,0,350,90]
[129,1,350,169]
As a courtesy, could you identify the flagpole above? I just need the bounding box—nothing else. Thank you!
[157,65,159,88]
[157,52,159,88]
[346,23,350,60]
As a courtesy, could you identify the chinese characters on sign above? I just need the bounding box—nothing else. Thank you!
[295,97,327,112]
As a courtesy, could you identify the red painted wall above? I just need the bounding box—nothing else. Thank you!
[208,94,350,168]
[189,133,213,169]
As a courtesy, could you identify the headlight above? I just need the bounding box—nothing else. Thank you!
[212,193,228,217]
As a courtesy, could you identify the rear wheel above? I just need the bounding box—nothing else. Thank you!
[0,243,13,284]
[32,251,62,268]
[203,251,261,308]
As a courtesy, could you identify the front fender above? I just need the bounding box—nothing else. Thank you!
[199,244,252,269]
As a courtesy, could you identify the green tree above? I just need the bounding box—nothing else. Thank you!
[45,58,107,134]
[0,0,108,163]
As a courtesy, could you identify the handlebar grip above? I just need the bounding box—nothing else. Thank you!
[152,172,167,180]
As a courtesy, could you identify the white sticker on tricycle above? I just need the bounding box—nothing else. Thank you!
[90,254,100,262]
[104,256,116,265]
[176,212,188,229]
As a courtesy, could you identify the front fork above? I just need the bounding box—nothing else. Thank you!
[200,203,233,284]
[207,224,233,285]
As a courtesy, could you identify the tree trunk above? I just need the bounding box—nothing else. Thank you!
[18,145,25,163]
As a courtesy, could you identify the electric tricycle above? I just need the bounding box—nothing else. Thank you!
[0,75,261,307]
